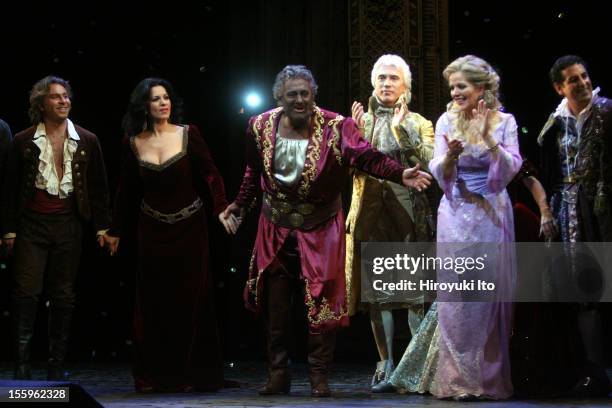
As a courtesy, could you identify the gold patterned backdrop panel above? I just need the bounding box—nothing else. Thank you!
[348,0,448,121]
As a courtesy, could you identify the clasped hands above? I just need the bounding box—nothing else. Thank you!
[218,203,243,235]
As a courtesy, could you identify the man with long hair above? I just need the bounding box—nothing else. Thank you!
[2,76,110,380]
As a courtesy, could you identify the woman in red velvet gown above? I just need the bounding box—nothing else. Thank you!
[104,78,235,392]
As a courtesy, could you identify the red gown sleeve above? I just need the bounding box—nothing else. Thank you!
[188,125,228,216]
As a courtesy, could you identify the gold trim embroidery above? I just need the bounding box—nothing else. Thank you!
[298,107,324,200]
[247,250,259,305]
[327,115,344,165]
[253,114,263,151]
[344,229,354,314]
[247,277,257,295]
[262,108,282,192]
[304,279,348,326]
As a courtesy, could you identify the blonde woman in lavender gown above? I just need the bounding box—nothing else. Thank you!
[391,55,521,400]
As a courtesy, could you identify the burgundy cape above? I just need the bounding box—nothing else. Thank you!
[235,106,405,333]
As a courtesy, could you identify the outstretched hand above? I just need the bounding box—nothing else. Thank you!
[402,164,433,192]
[219,202,243,235]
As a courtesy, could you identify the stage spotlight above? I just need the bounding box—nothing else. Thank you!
[245,92,262,108]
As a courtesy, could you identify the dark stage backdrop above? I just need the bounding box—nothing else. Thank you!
[0,0,610,367]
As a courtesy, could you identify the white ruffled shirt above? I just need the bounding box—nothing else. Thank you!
[32,119,79,198]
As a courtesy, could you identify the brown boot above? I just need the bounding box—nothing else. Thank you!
[259,271,292,395]
[308,331,336,397]
[258,370,291,395]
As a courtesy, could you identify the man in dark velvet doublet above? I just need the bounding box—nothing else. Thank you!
[1,76,110,381]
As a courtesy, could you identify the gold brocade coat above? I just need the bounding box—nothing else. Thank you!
[345,99,436,315]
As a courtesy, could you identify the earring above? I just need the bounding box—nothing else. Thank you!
[483,90,494,107]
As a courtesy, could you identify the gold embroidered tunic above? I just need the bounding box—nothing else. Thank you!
[234,106,409,332]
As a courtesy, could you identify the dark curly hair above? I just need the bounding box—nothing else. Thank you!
[28,76,73,124]
[122,78,183,136]
[549,55,587,85]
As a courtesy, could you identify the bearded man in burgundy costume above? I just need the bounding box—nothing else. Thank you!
[220,65,432,397]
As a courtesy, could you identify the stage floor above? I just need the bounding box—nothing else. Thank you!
[0,362,610,407]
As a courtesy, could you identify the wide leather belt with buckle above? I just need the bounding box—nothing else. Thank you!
[262,193,340,230]
[141,197,202,224]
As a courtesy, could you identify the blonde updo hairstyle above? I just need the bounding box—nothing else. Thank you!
[443,55,501,144]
